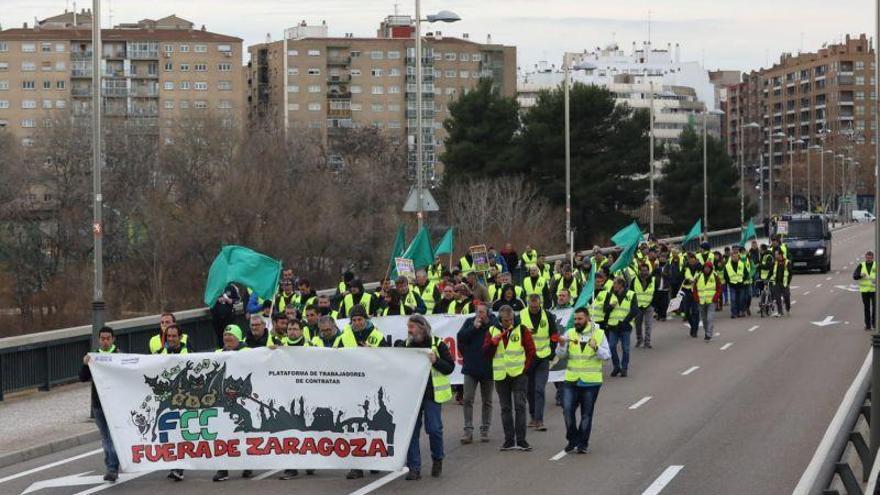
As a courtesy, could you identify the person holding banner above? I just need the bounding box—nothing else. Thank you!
[556,308,611,454]
[160,325,189,355]
[400,315,455,480]
[149,312,189,354]
[245,314,278,348]
[216,324,249,352]
[520,294,559,432]
[458,302,498,444]
[80,326,119,482]
[281,320,310,347]
[344,305,387,348]
[311,316,356,347]
[484,305,537,451]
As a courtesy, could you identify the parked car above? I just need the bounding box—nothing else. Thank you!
[851,210,876,223]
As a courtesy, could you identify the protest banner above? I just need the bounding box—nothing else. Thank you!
[469,245,490,273]
[89,348,431,472]
[394,257,415,282]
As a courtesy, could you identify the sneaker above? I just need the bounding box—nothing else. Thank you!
[461,432,473,444]
[168,470,184,482]
[535,422,547,431]
[280,469,299,480]
[576,446,591,454]
[704,336,712,342]
[431,459,442,477]
[635,340,643,348]
[213,470,229,482]
[346,469,364,479]
[611,368,621,377]
[527,420,537,428]
[242,470,253,479]
[405,470,421,481]
[620,369,628,378]
[500,440,516,451]
[564,444,576,453]
[645,343,653,349]
[480,431,490,443]
[103,471,118,482]
[516,441,533,451]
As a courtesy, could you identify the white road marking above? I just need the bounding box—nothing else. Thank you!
[815,283,823,288]
[714,332,720,337]
[629,396,653,410]
[747,325,759,332]
[826,276,833,281]
[550,450,569,461]
[811,316,840,327]
[0,448,101,485]
[681,366,700,376]
[642,465,685,495]
[845,321,851,325]
[69,472,151,495]
[720,343,734,351]
[254,469,282,480]
[792,300,798,305]
[349,468,409,495]
[804,291,811,295]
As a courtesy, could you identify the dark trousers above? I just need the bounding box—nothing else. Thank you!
[407,398,444,473]
[606,327,631,371]
[654,290,670,320]
[93,406,119,473]
[562,383,600,449]
[683,295,700,334]
[771,285,791,314]
[863,292,877,329]
[496,374,528,444]
[526,359,549,422]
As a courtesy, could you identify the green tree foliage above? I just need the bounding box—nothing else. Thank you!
[657,125,755,232]
[514,83,649,244]
[441,78,520,183]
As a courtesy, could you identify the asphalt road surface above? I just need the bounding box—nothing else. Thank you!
[0,223,874,495]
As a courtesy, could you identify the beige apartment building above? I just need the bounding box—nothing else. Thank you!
[725,34,876,207]
[0,10,245,146]
[247,16,516,181]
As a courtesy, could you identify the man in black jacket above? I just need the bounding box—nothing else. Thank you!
[80,326,119,482]
[457,302,498,444]
[400,315,455,480]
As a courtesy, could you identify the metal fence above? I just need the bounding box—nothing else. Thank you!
[0,225,763,400]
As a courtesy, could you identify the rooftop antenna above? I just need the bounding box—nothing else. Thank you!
[647,10,652,46]
[393,3,399,15]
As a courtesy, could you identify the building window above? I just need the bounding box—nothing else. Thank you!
[0,62,6,71]
[164,44,174,53]
[22,80,35,90]
[370,50,384,60]
[21,119,36,128]
[180,63,190,71]
[55,99,66,108]
[445,87,456,96]
[22,100,37,109]
[218,63,232,71]
[194,100,208,109]
[351,103,362,111]
[179,100,189,109]
[350,50,361,58]
[217,100,232,109]
[389,86,400,94]
[179,44,190,52]
[307,68,321,75]
[445,70,456,78]
[287,85,300,92]
[218,80,232,90]
[21,43,36,53]
[389,120,401,129]
[351,69,362,77]
[180,81,191,90]
[0,80,8,90]
[308,85,321,93]
[351,85,362,94]
[194,63,207,72]
[43,80,51,89]
[56,80,65,89]
[194,44,208,53]
[218,44,232,53]
[388,103,400,112]
[856,61,866,71]
[856,76,866,85]
[0,42,7,52]
[164,81,174,90]
[372,103,384,112]
[164,100,174,109]
[388,50,401,60]
[288,67,299,75]
[387,68,400,77]
[460,71,469,79]
[371,86,384,95]
[307,49,321,56]
[21,61,35,72]
[42,99,52,109]
[445,52,456,61]
[308,102,321,111]
[41,42,52,53]
[55,61,66,71]
[164,62,173,71]
[460,53,470,62]
[287,50,299,56]
[0,100,8,109]
[288,103,300,111]
[194,81,208,90]
[472,53,482,62]
[41,61,53,71]
[371,68,383,77]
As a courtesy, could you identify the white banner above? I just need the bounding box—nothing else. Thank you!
[89,347,431,472]
[337,308,573,384]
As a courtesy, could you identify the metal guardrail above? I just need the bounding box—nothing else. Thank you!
[0,225,763,400]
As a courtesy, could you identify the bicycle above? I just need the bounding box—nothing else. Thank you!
[757,280,776,318]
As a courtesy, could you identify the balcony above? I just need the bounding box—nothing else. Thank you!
[130,87,159,97]
[839,75,855,85]
[327,56,351,65]
[129,71,158,79]
[102,87,129,97]
[71,68,93,78]
[128,50,159,60]
[103,69,126,78]
[71,51,93,61]
[104,107,128,116]
[327,76,352,84]
[327,91,351,99]
[104,50,127,59]
[328,108,352,118]
[71,87,91,97]
[128,107,159,118]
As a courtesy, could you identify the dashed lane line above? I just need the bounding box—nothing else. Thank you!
[348,468,409,495]
[720,343,734,351]
[642,465,685,495]
[747,325,759,332]
[0,448,102,485]
[629,396,653,410]
[681,366,700,376]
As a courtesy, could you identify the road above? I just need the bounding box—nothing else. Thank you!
[0,223,873,495]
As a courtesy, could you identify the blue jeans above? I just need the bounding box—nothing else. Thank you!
[93,407,119,473]
[561,383,600,449]
[527,358,549,422]
[607,328,631,371]
[729,286,741,316]
[407,398,444,473]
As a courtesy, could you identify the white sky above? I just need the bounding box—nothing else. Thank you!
[1,0,875,72]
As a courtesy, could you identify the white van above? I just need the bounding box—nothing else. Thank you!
[852,210,876,222]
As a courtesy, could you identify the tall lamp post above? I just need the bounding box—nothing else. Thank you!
[90,0,104,345]
[563,57,591,266]
[703,109,725,233]
[414,2,460,229]
[767,130,786,218]
[806,145,822,212]
[739,120,761,226]
[787,137,804,212]
[835,153,845,217]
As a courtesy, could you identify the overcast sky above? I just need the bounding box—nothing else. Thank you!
[2,0,875,72]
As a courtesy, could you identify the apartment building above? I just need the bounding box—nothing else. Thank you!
[725,34,876,201]
[247,16,516,182]
[0,10,245,146]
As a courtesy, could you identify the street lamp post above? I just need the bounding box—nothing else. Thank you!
[740,120,761,226]
[703,109,724,233]
[90,0,104,345]
[807,145,822,212]
[767,131,786,218]
[821,148,832,213]
[414,2,460,229]
[563,58,591,267]
[788,137,804,212]
[835,154,845,217]
[649,80,655,235]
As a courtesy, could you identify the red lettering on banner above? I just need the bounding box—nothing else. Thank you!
[245,437,264,455]
[316,437,334,456]
[283,437,300,454]
[366,439,389,457]
[178,441,196,459]
[131,445,145,463]
[443,336,461,365]
[334,438,351,457]
[193,441,212,458]
[350,438,368,457]
[300,437,318,455]
[265,436,283,455]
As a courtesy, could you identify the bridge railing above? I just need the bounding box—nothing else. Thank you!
[0,225,762,400]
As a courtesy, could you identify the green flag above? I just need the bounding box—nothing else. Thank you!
[611,221,642,248]
[740,220,757,247]
[401,227,435,270]
[434,227,455,257]
[609,240,639,275]
[388,224,407,268]
[683,219,702,245]
[566,264,597,328]
[203,245,281,307]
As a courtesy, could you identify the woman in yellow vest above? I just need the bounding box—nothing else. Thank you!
[399,315,455,480]
[854,251,877,330]
[556,307,610,454]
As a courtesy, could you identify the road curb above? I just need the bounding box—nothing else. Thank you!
[0,428,99,470]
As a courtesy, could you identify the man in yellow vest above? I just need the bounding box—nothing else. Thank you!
[632,263,656,349]
[556,307,610,454]
[770,250,793,318]
[521,265,550,307]
[340,279,376,317]
[396,276,427,314]
[400,315,454,480]
[520,294,558,432]
[344,305,387,348]
[310,316,356,348]
[521,245,538,270]
[149,312,189,354]
[159,325,189,355]
[854,251,877,330]
[413,270,440,314]
[216,325,249,352]
[484,305,536,451]
[691,261,721,341]
[603,277,637,377]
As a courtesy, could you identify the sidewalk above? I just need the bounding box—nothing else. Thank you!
[0,382,98,468]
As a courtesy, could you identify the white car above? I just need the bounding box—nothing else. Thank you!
[851,210,876,223]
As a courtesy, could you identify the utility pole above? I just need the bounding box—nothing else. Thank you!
[649,80,655,235]
[564,54,573,267]
[90,0,104,345]
[414,0,424,229]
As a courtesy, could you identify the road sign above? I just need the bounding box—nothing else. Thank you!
[403,187,439,212]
